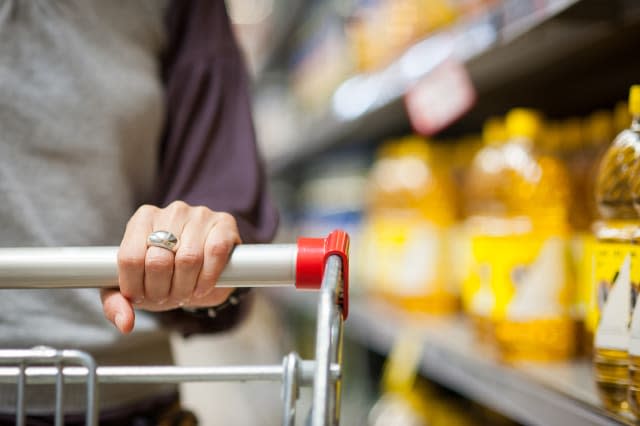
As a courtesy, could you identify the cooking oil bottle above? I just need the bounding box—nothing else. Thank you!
[363,137,458,313]
[541,118,591,355]
[464,109,574,361]
[622,85,640,416]
[495,109,574,361]
[583,111,615,348]
[462,117,507,342]
[593,85,640,413]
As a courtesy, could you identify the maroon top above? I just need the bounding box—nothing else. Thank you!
[155,0,278,335]
[157,0,278,244]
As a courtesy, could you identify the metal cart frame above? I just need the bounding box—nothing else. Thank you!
[0,230,350,426]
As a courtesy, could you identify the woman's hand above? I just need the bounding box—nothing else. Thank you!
[101,201,241,334]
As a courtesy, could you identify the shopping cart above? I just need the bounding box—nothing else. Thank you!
[0,230,350,426]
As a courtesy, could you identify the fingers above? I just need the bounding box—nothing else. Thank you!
[191,213,241,305]
[144,202,188,303]
[118,205,154,304]
[170,207,209,304]
[111,202,242,333]
[101,289,135,334]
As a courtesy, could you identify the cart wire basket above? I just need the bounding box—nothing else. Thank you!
[0,230,350,426]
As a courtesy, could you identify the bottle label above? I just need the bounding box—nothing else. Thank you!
[593,241,633,351]
[463,234,570,320]
[570,233,592,322]
[365,217,450,297]
[626,245,640,355]
[582,236,599,334]
[449,224,471,298]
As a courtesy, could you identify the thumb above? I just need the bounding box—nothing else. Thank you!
[100,289,135,334]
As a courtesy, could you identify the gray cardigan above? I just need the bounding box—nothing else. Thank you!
[0,0,277,415]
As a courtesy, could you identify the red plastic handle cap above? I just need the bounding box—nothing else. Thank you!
[296,230,350,319]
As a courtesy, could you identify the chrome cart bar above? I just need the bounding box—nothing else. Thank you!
[0,244,297,289]
[312,255,344,426]
[0,360,341,385]
[0,347,97,426]
[0,230,350,426]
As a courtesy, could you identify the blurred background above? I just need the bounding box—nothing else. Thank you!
[175,1,640,425]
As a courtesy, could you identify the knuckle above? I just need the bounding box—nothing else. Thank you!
[145,253,174,272]
[207,240,234,258]
[192,206,211,220]
[126,205,155,228]
[175,249,204,269]
[118,252,144,270]
[136,204,157,217]
[197,270,217,286]
[168,200,189,213]
[215,212,235,225]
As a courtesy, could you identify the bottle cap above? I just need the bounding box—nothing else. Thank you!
[396,136,430,162]
[630,85,640,116]
[506,108,543,140]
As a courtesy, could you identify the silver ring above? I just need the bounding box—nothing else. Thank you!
[147,230,178,252]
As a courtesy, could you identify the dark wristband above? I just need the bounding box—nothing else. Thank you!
[182,287,252,319]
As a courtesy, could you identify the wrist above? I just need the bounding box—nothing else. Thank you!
[182,288,251,319]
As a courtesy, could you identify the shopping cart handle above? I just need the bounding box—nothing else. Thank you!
[297,230,350,318]
[0,231,350,316]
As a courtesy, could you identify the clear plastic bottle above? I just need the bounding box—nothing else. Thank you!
[464,109,574,361]
[363,136,458,313]
[592,85,640,413]
[544,118,591,355]
[623,86,640,416]
[582,111,615,348]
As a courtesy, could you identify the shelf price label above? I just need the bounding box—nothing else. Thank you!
[404,60,476,136]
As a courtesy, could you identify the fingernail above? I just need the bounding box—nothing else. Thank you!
[157,298,168,305]
[133,298,144,305]
[193,288,211,299]
[115,313,126,331]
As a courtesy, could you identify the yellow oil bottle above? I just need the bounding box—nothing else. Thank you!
[363,137,458,314]
[462,117,508,343]
[543,119,591,355]
[623,86,640,416]
[464,109,574,361]
[583,111,615,349]
[592,85,640,413]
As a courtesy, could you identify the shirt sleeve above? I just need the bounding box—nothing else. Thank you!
[153,0,278,335]
[154,0,278,244]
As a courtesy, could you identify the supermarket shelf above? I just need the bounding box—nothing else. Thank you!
[268,290,634,426]
[266,0,639,175]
